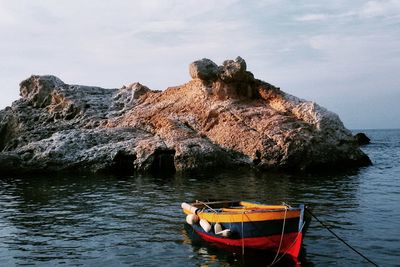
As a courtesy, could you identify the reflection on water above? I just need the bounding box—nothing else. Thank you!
[0,129,399,266]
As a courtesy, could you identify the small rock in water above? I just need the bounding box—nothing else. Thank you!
[354,132,371,145]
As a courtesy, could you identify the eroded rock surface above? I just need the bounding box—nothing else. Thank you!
[0,58,371,174]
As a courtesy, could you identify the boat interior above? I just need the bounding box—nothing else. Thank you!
[190,200,295,213]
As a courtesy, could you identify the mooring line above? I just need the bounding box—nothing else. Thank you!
[305,208,379,267]
[268,206,287,266]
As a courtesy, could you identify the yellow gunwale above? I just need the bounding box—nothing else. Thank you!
[182,201,301,223]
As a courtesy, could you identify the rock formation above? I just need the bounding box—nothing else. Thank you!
[0,57,371,175]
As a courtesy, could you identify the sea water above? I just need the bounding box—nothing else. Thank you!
[0,129,399,266]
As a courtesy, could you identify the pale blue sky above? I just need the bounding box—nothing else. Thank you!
[1,0,399,129]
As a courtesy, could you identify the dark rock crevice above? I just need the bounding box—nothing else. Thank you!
[111,150,137,174]
[150,149,176,175]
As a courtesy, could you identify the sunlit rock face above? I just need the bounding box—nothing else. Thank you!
[0,58,371,175]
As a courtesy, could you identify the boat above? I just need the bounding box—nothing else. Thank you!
[181,200,309,261]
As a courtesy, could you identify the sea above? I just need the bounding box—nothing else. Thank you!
[0,129,399,266]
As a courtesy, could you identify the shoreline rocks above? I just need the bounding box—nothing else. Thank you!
[0,57,371,175]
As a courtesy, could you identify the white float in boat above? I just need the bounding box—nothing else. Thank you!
[199,219,212,232]
[214,222,231,237]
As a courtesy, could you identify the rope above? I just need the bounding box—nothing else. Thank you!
[196,200,218,213]
[241,211,245,255]
[305,208,379,267]
[269,221,306,266]
[268,207,288,266]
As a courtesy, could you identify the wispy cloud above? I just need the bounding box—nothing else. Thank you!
[295,0,400,22]
[359,0,400,17]
[295,14,331,22]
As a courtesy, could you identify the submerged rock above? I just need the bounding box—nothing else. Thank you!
[0,57,371,174]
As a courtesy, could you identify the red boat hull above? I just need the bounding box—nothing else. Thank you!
[195,230,303,260]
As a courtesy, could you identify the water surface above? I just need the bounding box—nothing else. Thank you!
[0,129,399,266]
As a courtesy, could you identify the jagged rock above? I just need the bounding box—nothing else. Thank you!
[20,75,65,108]
[354,132,371,145]
[189,58,219,81]
[0,57,371,175]
[111,83,151,114]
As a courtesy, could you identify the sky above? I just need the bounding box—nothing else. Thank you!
[0,0,399,129]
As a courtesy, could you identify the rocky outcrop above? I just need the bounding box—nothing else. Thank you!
[0,58,371,175]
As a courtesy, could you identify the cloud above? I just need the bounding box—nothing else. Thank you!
[0,0,399,128]
[273,30,400,85]
[359,0,400,18]
[295,14,330,22]
[295,0,400,23]
[0,2,16,25]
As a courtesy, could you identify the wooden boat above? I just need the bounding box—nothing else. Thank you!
[181,200,309,260]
